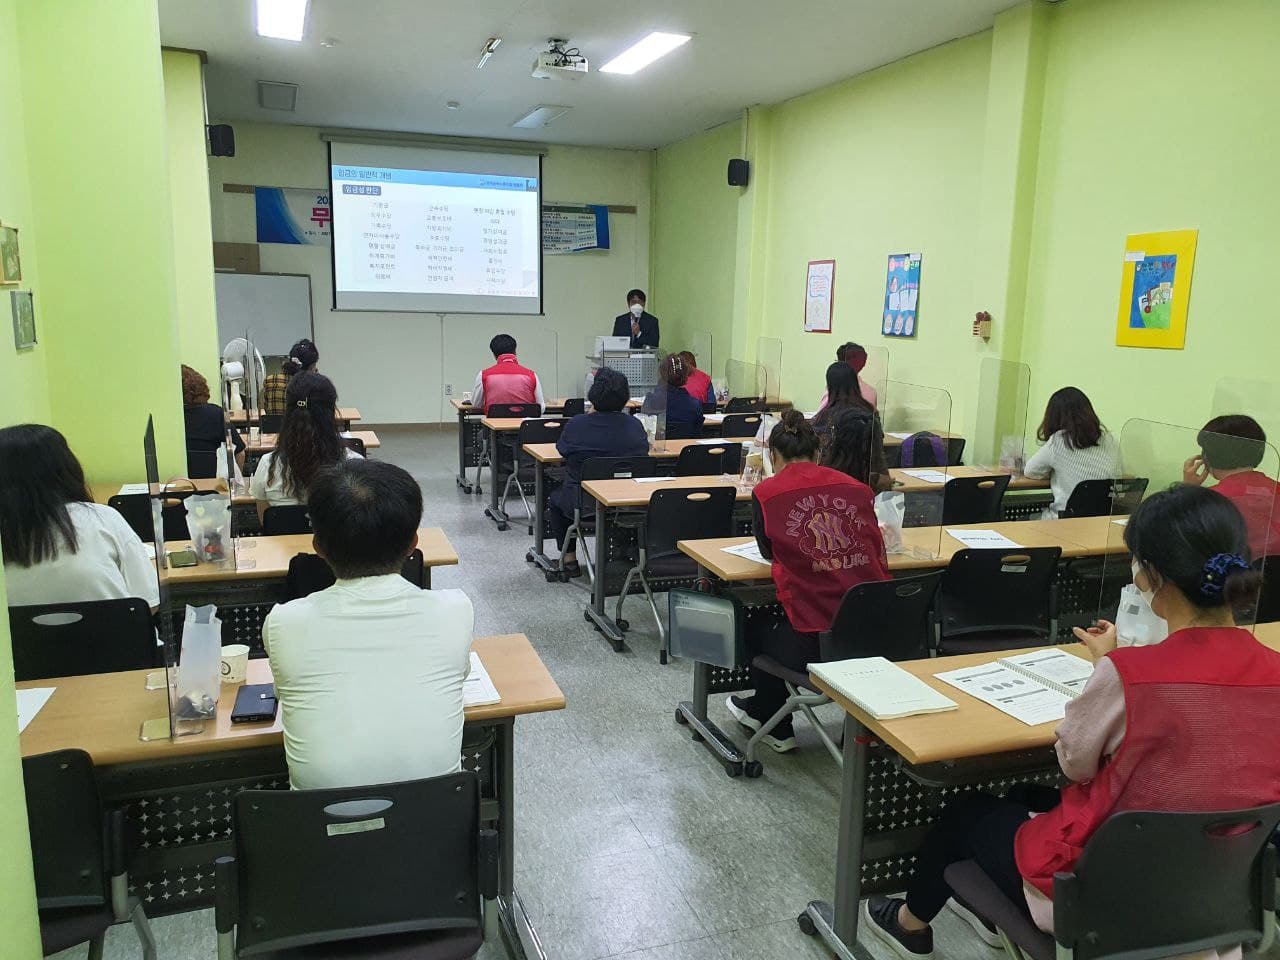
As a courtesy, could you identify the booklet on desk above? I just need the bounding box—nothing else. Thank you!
[934,649,1093,726]
[808,657,958,720]
[463,652,501,707]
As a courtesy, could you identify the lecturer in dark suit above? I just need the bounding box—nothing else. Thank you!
[611,288,660,350]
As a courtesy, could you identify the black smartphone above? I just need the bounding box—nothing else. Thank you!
[230,683,278,724]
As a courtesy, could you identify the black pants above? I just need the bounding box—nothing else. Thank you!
[548,500,573,550]
[904,787,1058,923]
[744,610,821,726]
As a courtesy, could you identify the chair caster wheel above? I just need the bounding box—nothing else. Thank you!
[616,619,630,632]
[558,571,570,583]
[544,570,559,583]
[674,708,688,725]
[744,761,763,779]
[659,651,668,665]
[725,763,743,778]
[797,911,817,937]
[496,522,509,532]
[583,610,592,622]
[526,526,534,536]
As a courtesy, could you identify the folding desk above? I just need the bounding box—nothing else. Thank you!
[246,429,380,454]
[229,407,362,430]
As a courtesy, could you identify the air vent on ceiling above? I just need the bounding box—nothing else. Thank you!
[257,81,299,111]
[512,104,571,129]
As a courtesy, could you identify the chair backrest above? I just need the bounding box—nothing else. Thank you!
[701,401,719,414]
[899,432,948,468]
[107,492,191,543]
[720,413,764,439]
[821,572,942,661]
[675,443,744,478]
[486,401,541,419]
[1253,555,1280,624]
[1062,477,1150,519]
[10,598,158,681]
[284,550,427,600]
[562,398,585,417]
[343,436,367,457]
[186,448,219,479]
[517,418,566,445]
[941,475,1012,525]
[262,505,312,536]
[580,455,658,483]
[724,396,763,414]
[1054,804,1280,960]
[23,749,109,910]
[260,414,284,434]
[227,772,482,955]
[938,547,1062,639]
[644,487,737,558]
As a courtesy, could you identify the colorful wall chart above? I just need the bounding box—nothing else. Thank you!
[804,259,835,333]
[881,253,921,338]
[1114,229,1198,349]
[542,204,611,253]
[255,187,332,245]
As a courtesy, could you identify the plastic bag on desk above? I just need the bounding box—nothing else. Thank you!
[185,492,232,564]
[175,604,222,720]
[875,491,906,554]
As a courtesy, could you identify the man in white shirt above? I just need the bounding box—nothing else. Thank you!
[264,458,473,790]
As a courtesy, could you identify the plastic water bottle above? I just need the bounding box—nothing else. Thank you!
[1115,584,1169,647]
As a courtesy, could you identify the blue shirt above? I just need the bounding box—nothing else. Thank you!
[551,411,649,512]
[643,385,706,440]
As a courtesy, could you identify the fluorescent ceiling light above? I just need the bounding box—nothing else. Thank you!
[477,37,502,69]
[256,0,308,42]
[512,105,571,129]
[599,31,690,75]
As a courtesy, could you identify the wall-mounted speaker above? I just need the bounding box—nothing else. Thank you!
[207,124,236,157]
[727,158,750,187]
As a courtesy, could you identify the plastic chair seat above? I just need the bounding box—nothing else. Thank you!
[249,926,484,960]
[944,861,1053,960]
[39,904,116,956]
[644,551,698,579]
[750,654,819,694]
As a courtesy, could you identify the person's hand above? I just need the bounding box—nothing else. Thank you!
[1183,455,1208,486]
[1072,619,1117,659]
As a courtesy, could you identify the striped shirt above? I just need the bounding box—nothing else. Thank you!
[1023,429,1122,516]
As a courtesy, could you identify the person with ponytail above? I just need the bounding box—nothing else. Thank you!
[262,339,320,418]
[811,361,875,441]
[864,484,1280,960]
[250,371,361,508]
[725,409,890,752]
[822,406,892,492]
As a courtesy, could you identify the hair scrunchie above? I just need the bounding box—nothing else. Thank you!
[295,398,309,409]
[1201,552,1251,598]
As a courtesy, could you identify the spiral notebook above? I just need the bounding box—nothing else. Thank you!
[809,657,958,720]
[935,649,1093,726]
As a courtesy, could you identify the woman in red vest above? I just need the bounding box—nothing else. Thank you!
[725,410,890,753]
[678,351,716,406]
[864,484,1280,960]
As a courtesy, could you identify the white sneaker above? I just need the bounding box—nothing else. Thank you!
[759,730,797,753]
[946,899,1002,948]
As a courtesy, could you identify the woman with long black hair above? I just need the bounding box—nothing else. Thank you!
[250,372,361,507]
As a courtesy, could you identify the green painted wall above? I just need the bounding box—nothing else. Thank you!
[163,50,221,388]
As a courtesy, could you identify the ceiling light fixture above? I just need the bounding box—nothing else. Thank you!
[599,31,690,75]
[512,104,571,129]
[255,0,309,42]
[476,37,502,69]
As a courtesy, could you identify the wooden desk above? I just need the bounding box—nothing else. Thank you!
[523,437,732,465]
[890,465,1048,494]
[247,430,380,454]
[91,479,228,503]
[230,407,362,427]
[582,474,747,509]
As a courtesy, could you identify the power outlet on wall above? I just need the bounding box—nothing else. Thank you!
[444,384,453,396]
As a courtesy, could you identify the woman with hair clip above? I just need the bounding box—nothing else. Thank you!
[725,410,891,753]
[250,371,361,508]
[261,338,320,418]
[864,484,1280,960]
[822,406,892,493]
[812,361,875,440]
[642,353,705,440]
[1023,386,1121,517]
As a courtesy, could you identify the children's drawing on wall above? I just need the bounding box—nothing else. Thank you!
[1115,229,1198,350]
[881,252,921,339]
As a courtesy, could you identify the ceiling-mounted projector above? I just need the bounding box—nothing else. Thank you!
[532,40,587,79]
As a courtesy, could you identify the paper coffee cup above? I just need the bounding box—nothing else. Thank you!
[220,644,250,684]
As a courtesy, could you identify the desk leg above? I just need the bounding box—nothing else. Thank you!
[801,714,873,960]
[456,411,474,494]
[676,564,747,776]
[583,504,626,651]
[492,718,548,960]
[485,427,511,530]
[526,460,556,578]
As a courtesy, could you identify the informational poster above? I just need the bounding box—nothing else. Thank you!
[1115,229,1198,349]
[881,253,921,338]
[255,187,332,245]
[804,259,835,333]
[542,204,611,254]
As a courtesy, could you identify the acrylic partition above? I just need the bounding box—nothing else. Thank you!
[972,358,1032,471]
[756,337,783,403]
[638,366,669,448]
[725,359,765,405]
[879,380,951,557]
[689,331,715,397]
[860,345,889,414]
[1211,377,1280,448]
[141,417,179,740]
[516,327,558,404]
[1099,418,1280,631]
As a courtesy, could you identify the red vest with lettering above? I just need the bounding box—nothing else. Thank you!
[1015,627,1280,897]
[480,354,537,411]
[684,368,713,405]
[753,462,890,633]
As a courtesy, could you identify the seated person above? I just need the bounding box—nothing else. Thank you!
[816,342,877,410]
[550,368,649,577]
[181,364,244,476]
[0,424,158,608]
[261,338,319,418]
[265,458,473,790]
[678,350,716,406]
[1023,386,1121,517]
[250,372,361,509]
[1185,414,1280,558]
[863,484,1280,959]
[726,410,890,752]
[821,406,892,493]
[470,334,545,414]
[811,361,874,442]
[642,354,705,440]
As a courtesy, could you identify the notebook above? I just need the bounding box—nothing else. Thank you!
[808,657,958,720]
[934,649,1093,726]
[463,652,501,707]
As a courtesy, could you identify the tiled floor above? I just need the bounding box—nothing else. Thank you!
[52,427,1064,959]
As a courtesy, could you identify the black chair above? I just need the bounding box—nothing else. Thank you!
[936,547,1061,655]
[107,492,192,543]
[344,435,368,457]
[285,549,427,600]
[215,772,497,960]
[10,598,158,681]
[701,401,719,414]
[261,505,312,536]
[675,442,743,477]
[1253,555,1280,624]
[941,475,1012,524]
[616,486,737,662]
[558,455,658,585]
[259,413,284,435]
[724,396,763,414]
[1061,477,1149,519]
[24,749,157,960]
[720,413,763,439]
[744,573,942,773]
[562,398,586,417]
[944,803,1280,960]
[501,418,567,532]
[186,448,219,479]
[477,402,544,494]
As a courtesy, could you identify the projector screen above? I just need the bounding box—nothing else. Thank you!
[329,141,543,314]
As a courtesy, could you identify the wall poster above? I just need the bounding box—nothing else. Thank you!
[881,252,921,338]
[804,259,835,333]
[1114,229,1198,349]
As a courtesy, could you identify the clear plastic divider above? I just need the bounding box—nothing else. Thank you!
[1211,378,1280,449]
[881,381,951,558]
[639,361,669,449]
[973,358,1031,472]
[515,327,558,405]
[689,332,714,396]
[859,344,888,413]
[725,359,765,406]
[757,337,783,403]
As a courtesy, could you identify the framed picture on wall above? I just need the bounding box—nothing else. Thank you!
[1114,229,1198,350]
[0,223,20,284]
[11,289,35,350]
[881,253,922,338]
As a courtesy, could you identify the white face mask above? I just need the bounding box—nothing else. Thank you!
[629,303,644,318]
[1132,559,1157,608]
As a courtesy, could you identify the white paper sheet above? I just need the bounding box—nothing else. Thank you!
[117,483,150,495]
[1112,518,1128,526]
[694,437,741,445]
[809,657,957,720]
[721,540,767,565]
[632,477,676,484]
[901,469,952,484]
[17,687,55,733]
[463,653,501,707]
[934,663,1068,726]
[945,529,1023,550]
[1002,649,1094,694]
[886,431,914,440]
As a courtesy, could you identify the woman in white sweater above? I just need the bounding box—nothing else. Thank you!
[1023,387,1121,517]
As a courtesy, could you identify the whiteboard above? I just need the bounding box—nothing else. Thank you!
[214,272,313,357]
